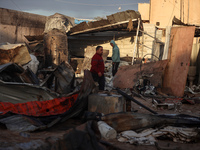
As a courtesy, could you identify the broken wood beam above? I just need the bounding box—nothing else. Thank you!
[70,19,137,35]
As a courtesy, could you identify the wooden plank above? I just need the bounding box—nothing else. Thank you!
[132,19,140,65]
[162,26,195,97]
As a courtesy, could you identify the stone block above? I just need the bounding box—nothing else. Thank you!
[88,93,126,114]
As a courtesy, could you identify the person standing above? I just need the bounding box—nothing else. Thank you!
[90,46,105,90]
[110,40,120,76]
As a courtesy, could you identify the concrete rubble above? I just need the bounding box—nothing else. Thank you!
[0,7,200,150]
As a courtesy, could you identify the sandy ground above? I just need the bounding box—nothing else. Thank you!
[0,93,200,149]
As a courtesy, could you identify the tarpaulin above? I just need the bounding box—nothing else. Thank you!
[0,70,96,132]
[0,93,78,117]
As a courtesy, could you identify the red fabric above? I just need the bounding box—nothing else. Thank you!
[0,94,79,117]
[90,53,105,74]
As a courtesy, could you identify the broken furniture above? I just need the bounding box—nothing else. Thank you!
[0,70,95,132]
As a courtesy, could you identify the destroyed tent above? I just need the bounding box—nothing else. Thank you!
[0,70,95,132]
[0,63,39,84]
[0,61,75,103]
[0,63,57,104]
[0,80,58,104]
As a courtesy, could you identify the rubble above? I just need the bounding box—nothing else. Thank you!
[102,112,200,132]
[23,54,39,74]
[118,126,199,145]
[0,80,58,103]
[113,60,168,89]
[53,62,75,94]
[0,70,95,132]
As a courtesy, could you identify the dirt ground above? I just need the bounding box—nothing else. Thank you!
[105,138,200,150]
[0,94,200,149]
[1,117,200,150]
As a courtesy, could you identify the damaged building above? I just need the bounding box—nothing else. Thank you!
[0,0,200,149]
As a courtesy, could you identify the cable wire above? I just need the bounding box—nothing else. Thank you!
[10,0,23,11]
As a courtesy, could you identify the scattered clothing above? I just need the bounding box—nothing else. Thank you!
[117,126,199,145]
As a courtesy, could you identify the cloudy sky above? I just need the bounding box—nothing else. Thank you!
[0,0,149,19]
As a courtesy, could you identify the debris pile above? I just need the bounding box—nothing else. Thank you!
[118,126,199,145]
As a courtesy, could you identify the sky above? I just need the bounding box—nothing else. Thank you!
[0,0,150,19]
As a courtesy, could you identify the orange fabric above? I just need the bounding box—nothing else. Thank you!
[0,94,79,116]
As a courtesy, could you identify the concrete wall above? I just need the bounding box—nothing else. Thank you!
[138,3,150,21]
[0,8,47,44]
[150,0,200,28]
[178,0,200,26]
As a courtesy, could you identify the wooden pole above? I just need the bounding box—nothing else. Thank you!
[132,18,140,65]
[142,31,144,57]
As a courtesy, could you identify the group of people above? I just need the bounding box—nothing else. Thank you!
[90,40,120,90]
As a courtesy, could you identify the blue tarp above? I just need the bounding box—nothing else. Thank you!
[74,19,89,24]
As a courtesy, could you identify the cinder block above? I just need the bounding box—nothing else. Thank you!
[88,93,126,114]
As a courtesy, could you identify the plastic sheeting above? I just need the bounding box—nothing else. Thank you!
[0,93,78,116]
[44,13,74,33]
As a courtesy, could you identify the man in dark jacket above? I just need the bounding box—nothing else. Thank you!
[90,46,105,90]
[110,40,120,76]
